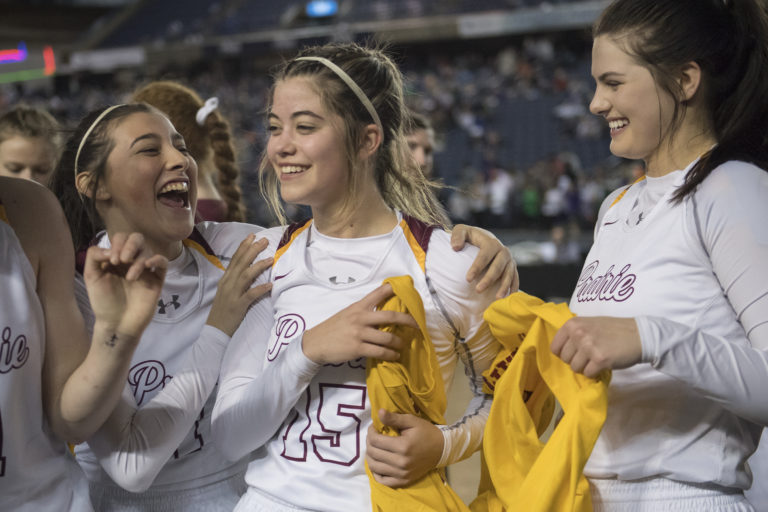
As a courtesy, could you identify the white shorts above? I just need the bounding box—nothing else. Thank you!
[590,477,755,512]
[88,471,246,512]
[235,487,314,512]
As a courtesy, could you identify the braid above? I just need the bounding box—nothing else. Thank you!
[132,80,247,221]
[206,114,246,222]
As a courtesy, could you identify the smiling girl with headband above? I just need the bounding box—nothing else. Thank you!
[211,42,508,511]
[48,96,515,510]
[49,102,278,511]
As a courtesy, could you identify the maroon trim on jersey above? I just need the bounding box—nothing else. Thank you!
[76,232,107,274]
[402,214,435,253]
[278,218,313,250]
[186,226,218,259]
[76,227,216,274]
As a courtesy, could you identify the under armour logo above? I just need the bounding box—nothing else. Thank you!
[157,295,181,314]
[329,276,356,285]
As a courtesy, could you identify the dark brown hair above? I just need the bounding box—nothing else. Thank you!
[594,0,768,202]
[49,104,154,250]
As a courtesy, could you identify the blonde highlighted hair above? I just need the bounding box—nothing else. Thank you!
[259,42,449,228]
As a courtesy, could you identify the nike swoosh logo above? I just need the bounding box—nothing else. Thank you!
[274,271,292,281]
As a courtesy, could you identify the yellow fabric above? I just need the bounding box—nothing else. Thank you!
[366,275,471,512]
[609,176,646,208]
[471,292,610,512]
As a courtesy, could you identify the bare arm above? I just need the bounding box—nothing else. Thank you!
[3,178,166,443]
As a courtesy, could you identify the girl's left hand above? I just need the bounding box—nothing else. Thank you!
[366,409,444,488]
[84,232,167,338]
[550,316,642,378]
[451,224,518,298]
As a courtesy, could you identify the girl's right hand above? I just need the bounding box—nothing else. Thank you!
[84,232,168,338]
[301,284,417,365]
[206,235,273,336]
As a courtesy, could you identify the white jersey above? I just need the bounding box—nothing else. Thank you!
[0,203,91,512]
[570,160,768,489]
[213,214,499,512]
[75,222,281,502]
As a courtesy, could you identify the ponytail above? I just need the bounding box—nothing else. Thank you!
[594,0,768,202]
[673,0,768,201]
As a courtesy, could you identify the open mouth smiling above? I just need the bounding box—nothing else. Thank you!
[157,181,190,208]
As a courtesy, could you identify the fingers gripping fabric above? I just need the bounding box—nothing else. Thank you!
[471,292,610,512]
[366,275,471,512]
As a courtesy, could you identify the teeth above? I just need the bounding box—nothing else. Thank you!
[282,165,307,174]
[609,119,628,130]
[159,182,189,194]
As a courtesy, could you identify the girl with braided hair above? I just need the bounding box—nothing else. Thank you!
[211,42,506,511]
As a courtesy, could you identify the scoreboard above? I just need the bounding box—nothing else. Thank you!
[0,42,56,85]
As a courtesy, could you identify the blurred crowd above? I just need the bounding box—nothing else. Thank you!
[1,32,636,245]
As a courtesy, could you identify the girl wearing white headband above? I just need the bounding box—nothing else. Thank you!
[50,102,277,511]
[212,42,508,511]
[49,100,516,511]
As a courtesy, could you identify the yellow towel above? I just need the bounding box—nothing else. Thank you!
[366,275,471,512]
[471,292,610,512]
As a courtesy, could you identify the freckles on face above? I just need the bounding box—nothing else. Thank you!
[590,35,675,162]
[266,77,350,210]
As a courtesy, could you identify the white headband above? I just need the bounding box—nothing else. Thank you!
[196,97,219,126]
[74,104,125,179]
[295,56,384,141]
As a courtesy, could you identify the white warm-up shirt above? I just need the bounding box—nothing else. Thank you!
[74,222,280,496]
[212,214,499,511]
[569,160,768,489]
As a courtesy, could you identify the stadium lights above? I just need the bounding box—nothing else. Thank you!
[305,0,338,18]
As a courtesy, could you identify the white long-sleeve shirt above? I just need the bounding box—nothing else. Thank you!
[212,215,500,511]
[74,222,281,497]
[570,160,768,489]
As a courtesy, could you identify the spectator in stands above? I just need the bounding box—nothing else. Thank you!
[405,110,436,177]
[485,165,515,228]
